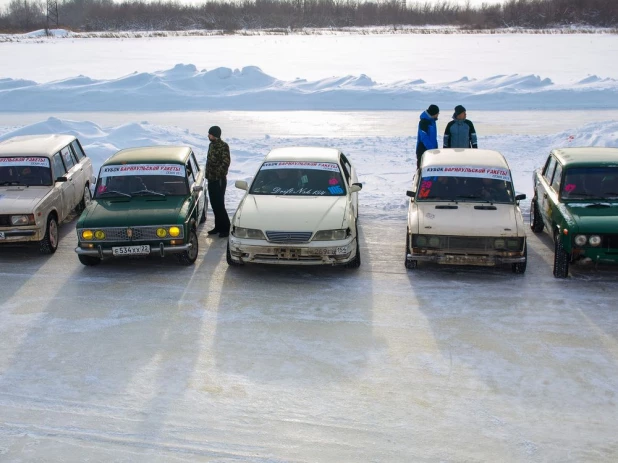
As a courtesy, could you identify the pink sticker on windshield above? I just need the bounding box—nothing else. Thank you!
[564,183,576,192]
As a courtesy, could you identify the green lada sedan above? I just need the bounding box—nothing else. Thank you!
[531,147,618,278]
[75,146,207,266]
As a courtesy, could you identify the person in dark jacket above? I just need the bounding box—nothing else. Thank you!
[205,125,231,237]
[443,105,478,149]
[416,104,440,169]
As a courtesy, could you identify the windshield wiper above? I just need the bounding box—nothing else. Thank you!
[585,202,611,208]
[131,189,166,197]
[0,181,27,186]
[97,190,132,198]
[454,194,493,203]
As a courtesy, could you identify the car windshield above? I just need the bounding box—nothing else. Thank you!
[249,161,346,196]
[561,166,618,200]
[0,157,53,186]
[95,163,188,198]
[417,169,514,204]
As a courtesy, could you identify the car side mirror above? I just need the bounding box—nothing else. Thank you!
[515,193,526,201]
[55,176,68,183]
[235,180,248,191]
[349,184,362,193]
[406,190,416,198]
[192,185,203,193]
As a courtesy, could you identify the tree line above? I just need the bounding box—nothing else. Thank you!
[1,0,617,33]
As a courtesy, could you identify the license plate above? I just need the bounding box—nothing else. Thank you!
[112,245,150,256]
[277,248,300,258]
[336,246,348,255]
[0,232,4,239]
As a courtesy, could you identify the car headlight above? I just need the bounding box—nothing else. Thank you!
[507,239,521,250]
[81,230,94,240]
[11,214,34,225]
[416,235,427,246]
[313,229,348,241]
[574,234,587,246]
[233,227,265,239]
[94,230,106,240]
[428,236,441,248]
[156,228,167,238]
[494,239,506,249]
[589,235,602,247]
[169,226,181,237]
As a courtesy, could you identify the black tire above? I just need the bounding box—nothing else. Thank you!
[553,234,569,278]
[77,185,92,213]
[176,229,198,265]
[511,242,527,274]
[226,241,242,266]
[199,202,206,224]
[79,254,101,266]
[530,199,544,233]
[404,228,418,270]
[39,214,59,254]
[345,227,361,269]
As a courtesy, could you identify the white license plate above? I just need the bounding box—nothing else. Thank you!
[336,246,348,255]
[112,245,150,256]
[0,232,5,239]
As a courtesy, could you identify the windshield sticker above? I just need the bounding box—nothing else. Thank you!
[100,164,185,177]
[564,183,577,193]
[328,185,344,194]
[261,161,340,172]
[272,187,327,195]
[422,166,511,181]
[0,157,50,168]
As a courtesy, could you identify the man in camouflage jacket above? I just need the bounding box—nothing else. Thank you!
[205,125,231,237]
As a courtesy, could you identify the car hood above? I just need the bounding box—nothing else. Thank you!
[0,187,51,214]
[563,203,618,233]
[78,197,188,227]
[236,195,347,231]
[416,202,523,236]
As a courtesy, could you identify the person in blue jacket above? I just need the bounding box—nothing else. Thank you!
[416,104,439,169]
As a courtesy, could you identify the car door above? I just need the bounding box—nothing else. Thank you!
[70,139,93,191]
[189,151,206,218]
[538,155,557,230]
[59,145,82,208]
[51,152,74,220]
[340,153,358,218]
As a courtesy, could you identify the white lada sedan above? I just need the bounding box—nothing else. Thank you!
[227,147,362,267]
[405,149,527,273]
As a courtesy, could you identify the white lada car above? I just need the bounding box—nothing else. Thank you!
[227,147,362,267]
[405,149,527,273]
[0,134,95,254]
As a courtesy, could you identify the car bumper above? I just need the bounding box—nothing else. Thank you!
[0,226,43,243]
[572,248,618,264]
[228,236,357,265]
[75,242,192,258]
[407,250,526,266]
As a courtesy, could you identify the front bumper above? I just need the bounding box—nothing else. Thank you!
[0,226,43,243]
[75,242,192,258]
[228,236,357,266]
[572,248,618,264]
[407,249,526,266]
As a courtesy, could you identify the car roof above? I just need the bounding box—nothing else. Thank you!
[0,134,77,157]
[102,146,193,166]
[552,147,618,167]
[264,147,341,163]
[421,148,510,169]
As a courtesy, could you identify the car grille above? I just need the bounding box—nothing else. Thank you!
[603,234,618,248]
[0,215,11,227]
[78,225,184,242]
[413,235,523,251]
[265,231,313,243]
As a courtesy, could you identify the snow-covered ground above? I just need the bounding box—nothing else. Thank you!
[1,32,618,462]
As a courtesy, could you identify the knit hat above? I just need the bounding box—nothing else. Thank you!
[427,104,440,116]
[453,105,466,118]
[208,126,222,138]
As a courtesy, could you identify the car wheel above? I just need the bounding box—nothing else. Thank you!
[39,214,59,254]
[553,233,569,278]
[77,185,92,213]
[226,241,242,266]
[530,199,544,233]
[199,202,206,224]
[404,227,418,270]
[511,242,527,274]
[345,227,361,269]
[78,254,101,266]
[176,229,198,265]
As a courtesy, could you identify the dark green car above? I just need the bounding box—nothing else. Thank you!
[531,147,618,278]
[75,146,207,266]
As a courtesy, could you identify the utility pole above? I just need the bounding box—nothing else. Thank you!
[46,0,59,36]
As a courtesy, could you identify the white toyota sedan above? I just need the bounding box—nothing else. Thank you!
[227,147,362,267]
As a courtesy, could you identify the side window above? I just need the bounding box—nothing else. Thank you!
[186,162,196,185]
[543,156,556,183]
[189,152,200,176]
[51,153,67,180]
[551,163,563,192]
[339,153,351,184]
[60,146,76,171]
[71,140,86,161]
